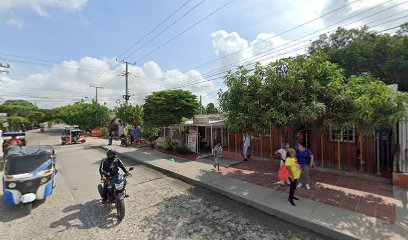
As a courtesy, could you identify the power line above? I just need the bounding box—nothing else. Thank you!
[132,0,236,62]
[122,0,208,60]
[118,0,195,59]
[161,0,407,88]
[128,0,366,88]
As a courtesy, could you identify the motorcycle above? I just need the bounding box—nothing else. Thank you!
[98,167,134,221]
[120,136,128,147]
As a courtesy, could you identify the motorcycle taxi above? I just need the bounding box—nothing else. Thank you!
[2,145,57,212]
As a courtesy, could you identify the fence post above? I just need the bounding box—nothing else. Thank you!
[359,129,364,171]
[260,134,263,160]
[270,125,273,159]
[320,134,324,167]
[234,133,237,153]
[376,130,381,175]
[337,130,341,170]
[227,132,230,152]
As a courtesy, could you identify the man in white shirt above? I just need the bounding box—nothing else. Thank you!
[243,134,252,161]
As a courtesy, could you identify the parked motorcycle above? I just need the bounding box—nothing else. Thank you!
[98,167,134,221]
[120,135,128,147]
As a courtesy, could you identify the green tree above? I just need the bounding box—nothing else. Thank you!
[141,125,161,147]
[55,101,112,131]
[114,103,143,125]
[220,54,408,138]
[205,103,219,114]
[0,100,37,117]
[309,24,408,91]
[143,90,199,126]
[7,116,30,131]
[219,65,269,134]
[342,74,408,129]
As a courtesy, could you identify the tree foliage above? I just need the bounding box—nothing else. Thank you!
[54,101,112,131]
[205,103,219,114]
[114,103,143,125]
[143,90,199,126]
[220,54,408,134]
[309,24,408,91]
[0,100,52,127]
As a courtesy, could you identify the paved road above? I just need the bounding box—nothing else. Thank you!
[0,128,329,240]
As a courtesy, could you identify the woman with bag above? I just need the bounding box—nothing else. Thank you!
[274,143,290,186]
[285,148,301,206]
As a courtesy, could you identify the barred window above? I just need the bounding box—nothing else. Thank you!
[330,129,354,143]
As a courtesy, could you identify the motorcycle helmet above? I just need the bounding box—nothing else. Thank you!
[107,149,116,158]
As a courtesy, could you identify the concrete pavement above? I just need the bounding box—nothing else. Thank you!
[89,137,408,240]
[1,128,327,240]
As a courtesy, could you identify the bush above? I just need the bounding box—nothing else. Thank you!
[164,136,174,151]
[100,127,108,137]
[175,147,191,154]
[142,126,160,147]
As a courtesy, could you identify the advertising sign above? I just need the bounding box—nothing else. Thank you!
[0,113,7,121]
[187,127,198,153]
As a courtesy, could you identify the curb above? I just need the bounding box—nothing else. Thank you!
[98,145,356,240]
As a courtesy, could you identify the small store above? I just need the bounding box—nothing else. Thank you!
[184,115,225,155]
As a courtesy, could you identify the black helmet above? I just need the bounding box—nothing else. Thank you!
[107,149,116,158]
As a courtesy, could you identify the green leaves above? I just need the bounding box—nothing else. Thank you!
[114,103,143,126]
[54,102,112,131]
[220,53,407,135]
[308,24,408,91]
[143,90,199,126]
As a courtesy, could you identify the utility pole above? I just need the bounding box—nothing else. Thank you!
[89,85,103,103]
[200,95,202,114]
[0,62,10,74]
[116,59,134,104]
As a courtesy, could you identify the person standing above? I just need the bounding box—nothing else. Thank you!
[296,142,315,190]
[108,130,113,145]
[243,134,252,161]
[213,142,223,170]
[285,148,301,206]
[0,129,3,148]
[274,143,291,185]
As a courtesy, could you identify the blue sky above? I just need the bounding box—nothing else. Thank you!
[0,0,407,108]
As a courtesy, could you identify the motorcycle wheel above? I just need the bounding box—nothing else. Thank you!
[116,199,125,221]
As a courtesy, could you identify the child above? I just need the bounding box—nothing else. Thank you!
[274,143,291,186]
[213,142,223,170]
[285,148,301,206]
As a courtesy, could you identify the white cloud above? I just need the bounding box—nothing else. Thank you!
[6,18,24,29]
[0,0,88,16]
[211,30,305,70]
[0,57,217,108]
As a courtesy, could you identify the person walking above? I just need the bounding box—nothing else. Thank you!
[213,142,223,170]
[108,130,113,145]
[285,148,301,206]
[243,134,253,161]
[274,143,291,186]
[296,142,315,190]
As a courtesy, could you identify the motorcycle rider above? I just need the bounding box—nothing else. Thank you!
[99,150,132,202]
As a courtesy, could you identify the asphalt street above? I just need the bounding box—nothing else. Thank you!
[0,128,329,240]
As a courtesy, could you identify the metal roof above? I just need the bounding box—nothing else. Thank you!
[6,145,55,157]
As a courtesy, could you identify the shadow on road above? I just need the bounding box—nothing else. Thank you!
[138,186,327,240]
[50,199,120,231]
[0,196,46,222]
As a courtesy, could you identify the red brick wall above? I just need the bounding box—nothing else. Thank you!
[393,172,408,188]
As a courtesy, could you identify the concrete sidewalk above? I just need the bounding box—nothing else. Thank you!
[88,137,408,240]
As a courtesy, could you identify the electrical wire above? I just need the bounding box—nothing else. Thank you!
[117,0,193,59]
[121,0,207,60]
[132,0,236,62]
